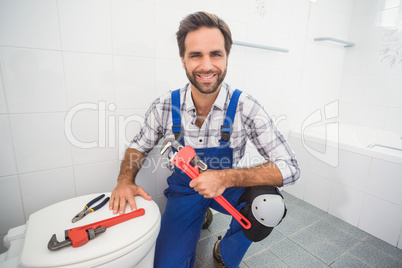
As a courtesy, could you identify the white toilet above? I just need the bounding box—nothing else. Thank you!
[0,193,161,268]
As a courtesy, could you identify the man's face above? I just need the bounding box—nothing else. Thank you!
[181,27,228,95]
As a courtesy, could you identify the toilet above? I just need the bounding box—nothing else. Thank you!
[0,193,161,268]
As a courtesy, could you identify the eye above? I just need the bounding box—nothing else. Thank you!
[189,54,201,58]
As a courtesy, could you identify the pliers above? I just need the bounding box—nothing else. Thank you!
[72,194,110,223]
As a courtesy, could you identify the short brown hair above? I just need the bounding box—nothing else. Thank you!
[176,12,232,58]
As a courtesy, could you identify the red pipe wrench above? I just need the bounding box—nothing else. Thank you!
[161,139,251,230]
[48,208,145,250]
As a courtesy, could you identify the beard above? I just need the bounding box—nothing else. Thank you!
[184,62,227,95]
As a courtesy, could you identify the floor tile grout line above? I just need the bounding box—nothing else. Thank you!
[327,251,351,267]
[267,248,292,268]
[287,218,382,266]
[322,215,370,241]
[345,241,376,268]
[287,232,343,266]
[360,235,402,263]
[294,221,362,254]
[287,229,345,260]
[269,238,326,267]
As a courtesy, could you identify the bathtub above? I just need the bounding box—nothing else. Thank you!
[285,124,402,248]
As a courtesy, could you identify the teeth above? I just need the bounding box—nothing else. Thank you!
[199,74,214,79]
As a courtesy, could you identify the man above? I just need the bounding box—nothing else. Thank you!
[110,11,300,268]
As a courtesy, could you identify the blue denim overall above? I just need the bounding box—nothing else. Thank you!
[154,89,252,268]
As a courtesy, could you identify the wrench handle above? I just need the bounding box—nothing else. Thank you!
[79,208,145,230]
[213,196,251,229]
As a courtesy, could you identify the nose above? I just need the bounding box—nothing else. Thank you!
[199,56,213,71]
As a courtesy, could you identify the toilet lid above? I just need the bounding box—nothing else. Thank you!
[20,193,161,267]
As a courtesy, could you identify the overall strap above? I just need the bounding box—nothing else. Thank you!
[220,89,242,146]
[171,89,184,144]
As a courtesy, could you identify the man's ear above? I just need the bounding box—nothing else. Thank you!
[180,57,185,69]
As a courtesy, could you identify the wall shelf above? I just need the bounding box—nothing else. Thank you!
[314,37,355,47]
[233,40,289,53]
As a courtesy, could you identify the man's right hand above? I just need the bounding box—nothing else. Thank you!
[109,180,152,215]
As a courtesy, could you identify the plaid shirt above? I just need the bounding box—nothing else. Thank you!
[130,82,300,186]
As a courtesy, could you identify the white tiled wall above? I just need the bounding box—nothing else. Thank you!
[1,48,66,113]
[10,113,73,173]
[340,0,402,134]
[0,0,61,50]
[1,0,400,251]
[58,0,113,54]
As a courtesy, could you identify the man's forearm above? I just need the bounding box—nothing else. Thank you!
[224,162,283,188]
[118,148,146,184]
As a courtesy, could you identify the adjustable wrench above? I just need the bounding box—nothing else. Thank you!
[160,138,251,230]
[48,208,145,251]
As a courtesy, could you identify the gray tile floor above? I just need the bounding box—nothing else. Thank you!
[195,192,402,268]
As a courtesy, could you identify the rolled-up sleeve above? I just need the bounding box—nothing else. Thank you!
[129,98,164,156]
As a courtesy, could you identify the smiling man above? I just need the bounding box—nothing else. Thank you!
[110,12,300,268]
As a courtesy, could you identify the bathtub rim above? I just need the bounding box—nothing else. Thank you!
[289,124,402,165]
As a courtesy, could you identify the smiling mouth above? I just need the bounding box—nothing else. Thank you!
[197,74,216,81]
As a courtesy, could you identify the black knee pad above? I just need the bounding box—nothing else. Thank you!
[238,186,287,242]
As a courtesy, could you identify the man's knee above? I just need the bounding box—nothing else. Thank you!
[238,186,287,242]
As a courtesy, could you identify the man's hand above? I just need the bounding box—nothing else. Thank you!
[189,169,227,198]
[110,148,150,214]
[188,162,284,199]
[109,180,152,215]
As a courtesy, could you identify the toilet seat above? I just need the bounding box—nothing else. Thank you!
[20,193,161,267]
